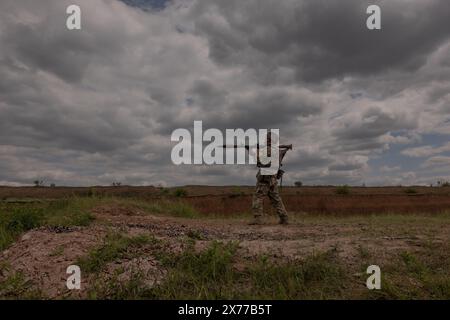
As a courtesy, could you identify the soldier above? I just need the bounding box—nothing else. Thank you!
[249,132,291,225]
[223,132,292,225]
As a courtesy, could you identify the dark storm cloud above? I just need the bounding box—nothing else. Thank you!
[4,24,89,83]
[223,88,323,129]
[331,107,417,144]
[0,2,130,84]
[153,86,323,136]
[191,0,450,82]
[0,65,144,153]
[188,79,228,109]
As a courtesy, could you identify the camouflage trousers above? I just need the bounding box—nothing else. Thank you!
[252,173,288,219]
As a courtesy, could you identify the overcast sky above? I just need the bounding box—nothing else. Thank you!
[0,0,449,187]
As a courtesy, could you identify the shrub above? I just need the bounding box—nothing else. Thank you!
[335,185,351,195]
[229,187,244,198]
[174,188,187,197]
[159,188,170,196]
[0,208,45,250]
[33,180,44,187]
[0,198,98,251]
[87,187,97,197]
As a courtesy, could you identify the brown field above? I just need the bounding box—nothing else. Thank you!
[2,185,450,215]
[1,186,450,300]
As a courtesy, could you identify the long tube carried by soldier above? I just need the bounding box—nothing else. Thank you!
[222,132,292,225]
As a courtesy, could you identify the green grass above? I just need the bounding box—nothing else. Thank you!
[374,245,450,299]
[353,240,450,300]
[81,233,166,299]
[161,201,198,218]
[0,196,200,251]
[88,269,149,300]
[0,207,44,251]
[0,197,97,251]
[151,241,239,299]
[242,250,348,299]
[77,233,155,273]
[86,240,350,300]
[44,198,96,227]
[0,264,43,299]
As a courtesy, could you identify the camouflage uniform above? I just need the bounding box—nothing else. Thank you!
[252,172,288,220]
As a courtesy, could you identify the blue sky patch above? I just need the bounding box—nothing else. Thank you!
[119,0,169,10]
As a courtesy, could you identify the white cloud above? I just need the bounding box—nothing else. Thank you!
[402,142,450,158]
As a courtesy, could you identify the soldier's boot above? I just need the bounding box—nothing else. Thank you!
[278,215,289,225]
[248,215,264,225]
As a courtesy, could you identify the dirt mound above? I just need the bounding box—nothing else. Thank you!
[1,226,106,299]
[102,256,166,288]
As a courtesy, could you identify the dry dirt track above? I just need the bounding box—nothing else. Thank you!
[2,203,449,299]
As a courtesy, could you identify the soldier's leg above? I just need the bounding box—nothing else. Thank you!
[251,181,268,224]
[268,177,289,224]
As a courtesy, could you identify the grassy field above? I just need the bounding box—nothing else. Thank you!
[2,185,450,216]
[0,193,449,300]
